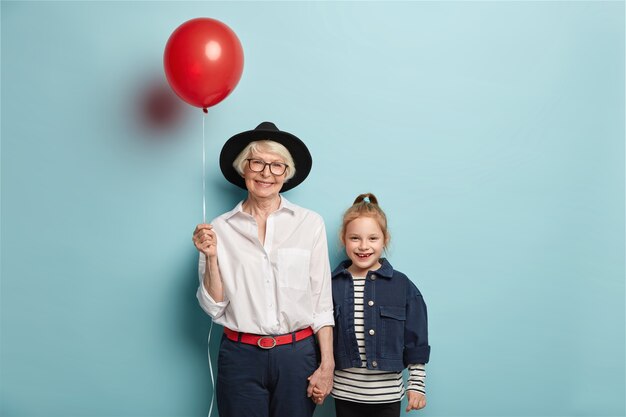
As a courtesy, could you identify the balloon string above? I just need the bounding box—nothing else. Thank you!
[203,112,215,417]
[207,321,215,417]
[202,112,207,223]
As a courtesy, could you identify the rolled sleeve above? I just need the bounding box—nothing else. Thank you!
[196,254,228,320]
[309,218,334,332]
[312,310,334,333]
[404,283,430,365]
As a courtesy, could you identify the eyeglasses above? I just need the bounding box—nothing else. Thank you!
[246,159,289,175]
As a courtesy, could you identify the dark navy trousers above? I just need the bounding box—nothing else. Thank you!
[216,333,319,417]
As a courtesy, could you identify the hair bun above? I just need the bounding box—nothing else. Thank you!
[353,193,379,205]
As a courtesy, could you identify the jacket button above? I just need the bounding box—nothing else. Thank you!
[368,300,374,307]
[371,361,378,367]
[370,275,376,281]
[368,329,375,336]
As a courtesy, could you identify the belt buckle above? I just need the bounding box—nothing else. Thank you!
[257,336,277,349]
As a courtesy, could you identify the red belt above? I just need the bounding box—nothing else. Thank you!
[224,327,314,349]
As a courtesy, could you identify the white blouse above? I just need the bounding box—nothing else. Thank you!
[197,197,334,335]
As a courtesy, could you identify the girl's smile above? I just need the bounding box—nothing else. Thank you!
[343,216,386,277]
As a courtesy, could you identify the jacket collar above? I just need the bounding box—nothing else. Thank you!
[332,258,394,279]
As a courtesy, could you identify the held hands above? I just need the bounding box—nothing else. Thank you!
[307,363,334,405]
[193,224,217,259]
[406,391,426,412]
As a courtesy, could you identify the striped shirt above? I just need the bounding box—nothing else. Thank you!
[332,276,426,404]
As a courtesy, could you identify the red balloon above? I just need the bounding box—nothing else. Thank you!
[164,18,244,111]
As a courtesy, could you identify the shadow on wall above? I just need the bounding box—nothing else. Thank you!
[133,76,187,137]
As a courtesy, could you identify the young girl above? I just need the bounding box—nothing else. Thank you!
[328,193,430,417]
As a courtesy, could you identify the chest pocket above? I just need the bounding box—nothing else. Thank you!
[380,305,406,359]
[277,248,310,290]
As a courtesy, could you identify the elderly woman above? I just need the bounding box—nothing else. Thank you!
[192,122,334,417]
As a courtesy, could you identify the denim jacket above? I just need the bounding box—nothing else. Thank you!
[332,258,430,372]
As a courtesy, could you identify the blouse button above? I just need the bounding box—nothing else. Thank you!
[368,329,375,336]
[368,300,374,307]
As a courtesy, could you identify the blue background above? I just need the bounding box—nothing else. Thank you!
[1,2,624,416]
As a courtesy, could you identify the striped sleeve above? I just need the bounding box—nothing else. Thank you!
[406,364,426,395]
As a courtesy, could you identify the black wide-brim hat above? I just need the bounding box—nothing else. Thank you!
[219,122,312,192]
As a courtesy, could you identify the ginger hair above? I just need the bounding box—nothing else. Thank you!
[340,193,390,246]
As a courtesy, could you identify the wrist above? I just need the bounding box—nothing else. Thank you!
[319,358,335,371]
